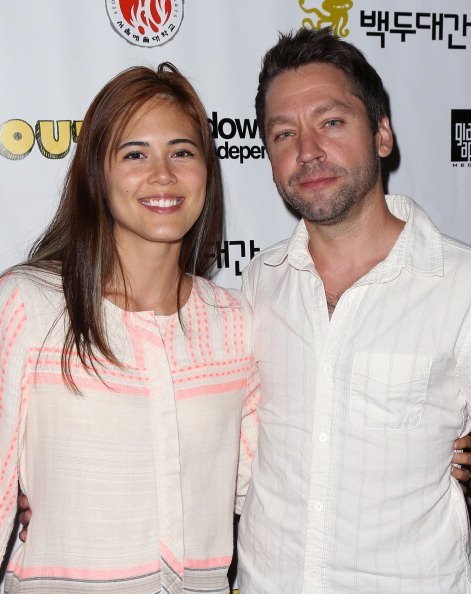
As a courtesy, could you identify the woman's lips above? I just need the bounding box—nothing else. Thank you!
[138,195,184,213]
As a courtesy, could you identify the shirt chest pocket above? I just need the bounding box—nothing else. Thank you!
[349,352,433,429]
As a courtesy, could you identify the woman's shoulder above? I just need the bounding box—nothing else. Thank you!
[190,277,253,353]
[0,265,62,305]
[193,276,250,312]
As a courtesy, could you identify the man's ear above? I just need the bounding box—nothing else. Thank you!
[375,116,393,158]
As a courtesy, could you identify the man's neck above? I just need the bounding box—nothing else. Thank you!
[306,195,405,314]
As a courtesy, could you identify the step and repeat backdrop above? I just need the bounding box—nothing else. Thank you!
[1,1,470,592]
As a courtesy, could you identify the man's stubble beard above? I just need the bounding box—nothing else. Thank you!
[275,143,380,226]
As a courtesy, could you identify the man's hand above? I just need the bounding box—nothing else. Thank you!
[452,435,471,491]
[18,493,31,542]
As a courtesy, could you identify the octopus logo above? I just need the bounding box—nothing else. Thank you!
[106,0,184,47]
[299,0,353,38]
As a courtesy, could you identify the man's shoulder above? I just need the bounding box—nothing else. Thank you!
[441,232,471,261]
[245,237,290,274]
[241,237,291,304]
[440,233,471,276]
[441,233,471,254]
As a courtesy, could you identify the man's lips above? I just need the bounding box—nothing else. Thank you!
[138,195,184,213]
[298,176,337,190]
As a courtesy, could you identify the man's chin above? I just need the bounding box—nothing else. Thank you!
[305,210,351,226]
[283,198,352,226]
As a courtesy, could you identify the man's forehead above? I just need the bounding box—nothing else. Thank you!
[265,64,357,117]
[267,63,351,97]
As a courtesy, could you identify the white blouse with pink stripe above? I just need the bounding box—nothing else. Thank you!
[0,269,259,593]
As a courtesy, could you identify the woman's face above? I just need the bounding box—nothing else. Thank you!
[104,99,207,254]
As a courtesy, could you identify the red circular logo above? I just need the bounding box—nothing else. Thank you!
[106,0,184,47]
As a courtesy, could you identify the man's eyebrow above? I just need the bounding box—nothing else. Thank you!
[266,115,293,136]
[266,100,353,135]
[310,100,352,117]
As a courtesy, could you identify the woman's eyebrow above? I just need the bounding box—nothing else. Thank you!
[117,138,198,150]
[168,138,198,147]
[117,140,150,151]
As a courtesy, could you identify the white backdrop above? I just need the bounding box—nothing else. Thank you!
[1,1,470,592]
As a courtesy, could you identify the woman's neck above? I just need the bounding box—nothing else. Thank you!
[105,239,190,315]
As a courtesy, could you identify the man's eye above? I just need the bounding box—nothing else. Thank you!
[325,119,342,127]
[273,130,293,141]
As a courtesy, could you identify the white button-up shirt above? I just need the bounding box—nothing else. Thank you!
[238,196,471,593]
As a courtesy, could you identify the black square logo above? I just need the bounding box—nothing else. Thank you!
[451,110,471,162]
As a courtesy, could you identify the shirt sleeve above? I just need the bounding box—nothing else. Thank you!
[0,274,28,563]
[455,306,471,437]
[241,260,256,308]
[236,258,263,513]
[235,358,259,515]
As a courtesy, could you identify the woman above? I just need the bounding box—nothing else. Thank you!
[0,63,258,593]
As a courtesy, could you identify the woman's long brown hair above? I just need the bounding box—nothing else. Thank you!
[23,63,223,392]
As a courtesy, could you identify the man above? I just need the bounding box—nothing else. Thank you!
[237,27,471,593]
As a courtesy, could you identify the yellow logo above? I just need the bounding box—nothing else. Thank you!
[299,0,353,37]
[0,119,82,160]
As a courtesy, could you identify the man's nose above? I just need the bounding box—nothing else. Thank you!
[296,130,326,165]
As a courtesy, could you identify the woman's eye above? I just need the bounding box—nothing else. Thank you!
[123,151,144,160]
[173,149,194,158]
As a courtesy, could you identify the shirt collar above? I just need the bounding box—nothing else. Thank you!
[263,195,444,280]
[382,195,443,278]
[263,219,314,272]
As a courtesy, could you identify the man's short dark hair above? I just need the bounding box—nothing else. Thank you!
[256,27,390,146]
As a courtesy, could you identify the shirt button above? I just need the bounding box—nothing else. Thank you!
[324,363,334,375]
[314,502,323,511]
[319,433,329,442]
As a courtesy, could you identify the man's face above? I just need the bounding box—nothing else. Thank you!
[264,63,392,226]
